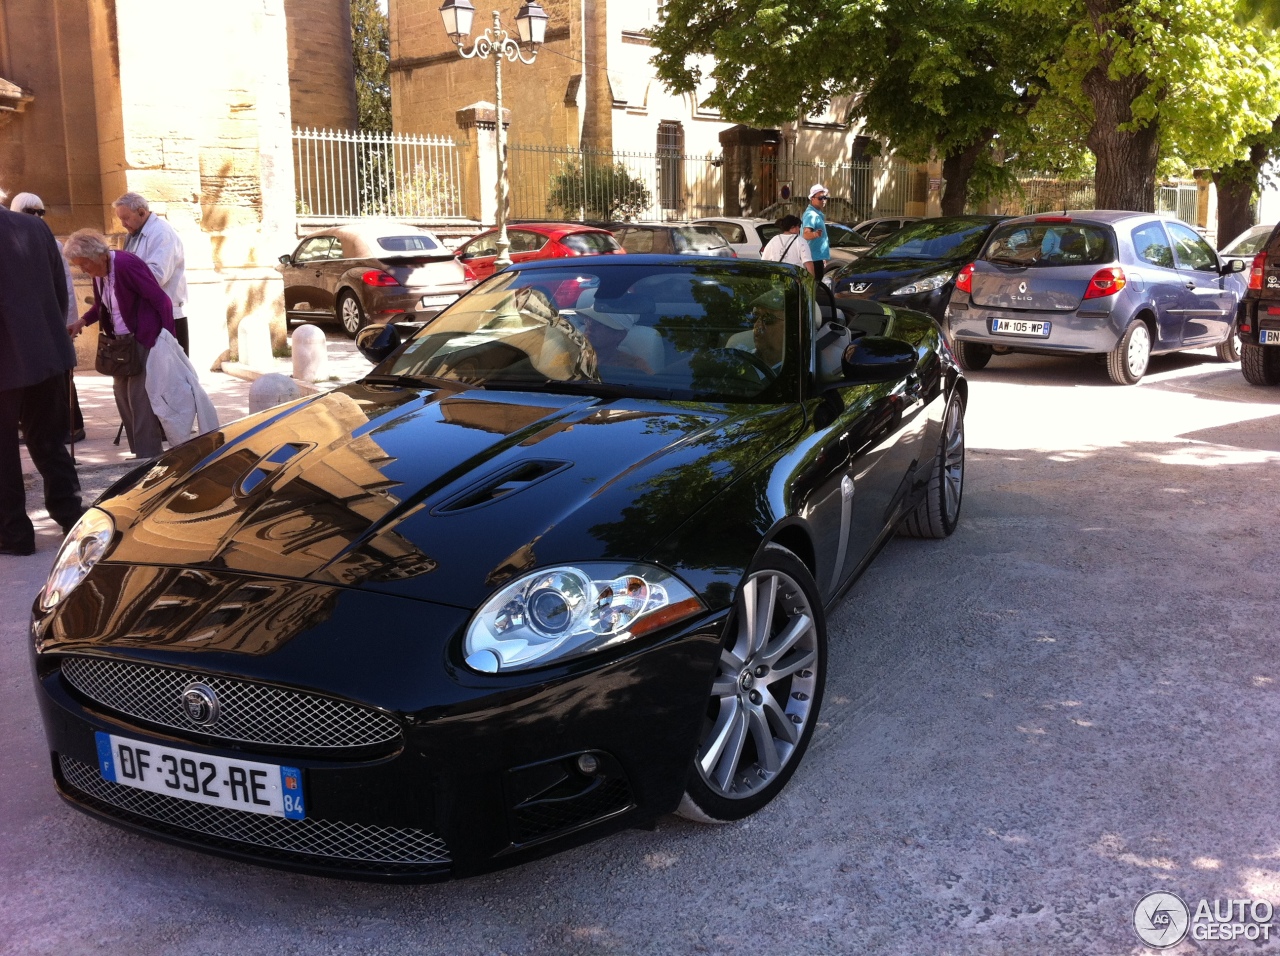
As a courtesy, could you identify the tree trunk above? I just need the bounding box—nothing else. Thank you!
[1214,122,1277,244]
[1084,66,1159,211]
[940,132,995,216]
[1081,0,1160,211]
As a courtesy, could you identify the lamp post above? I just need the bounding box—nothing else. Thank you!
[440,0,549,271]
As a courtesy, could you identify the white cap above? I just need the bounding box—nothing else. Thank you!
[809,184,828,199]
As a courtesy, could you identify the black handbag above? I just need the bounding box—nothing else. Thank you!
[95,329,146,378]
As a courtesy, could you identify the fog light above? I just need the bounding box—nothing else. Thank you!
[576,753,601,776]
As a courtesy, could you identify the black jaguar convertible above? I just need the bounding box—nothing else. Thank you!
[31,255,966,881]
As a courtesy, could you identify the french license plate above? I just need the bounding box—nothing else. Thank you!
[991,318,1051,337]
[1261,330,1280,345]
[95,732,305,819]
[419,294,457,309]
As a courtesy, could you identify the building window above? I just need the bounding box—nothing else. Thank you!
[657,121,684,218]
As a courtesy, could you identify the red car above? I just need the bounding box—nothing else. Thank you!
[456,223,625,284]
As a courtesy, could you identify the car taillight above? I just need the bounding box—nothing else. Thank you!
[361,270,398,287]
[955,262,974,294]
[1083,267,1126,299]
[1249,252,1266,291]
[460,261,477,282]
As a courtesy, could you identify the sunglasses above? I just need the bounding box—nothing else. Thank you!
[752,310,784,328]
[25,208,46,217]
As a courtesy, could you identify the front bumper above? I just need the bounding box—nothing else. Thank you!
[32,569,725,882]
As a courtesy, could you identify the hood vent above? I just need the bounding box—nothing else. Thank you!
[434,460,570,514]
[236,442,312,496]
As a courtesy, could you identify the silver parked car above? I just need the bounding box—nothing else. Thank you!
[947,211,1248,384]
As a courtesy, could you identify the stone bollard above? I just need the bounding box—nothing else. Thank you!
[248,372,305,414]
[291,324,328,382]
[236,311,275,371]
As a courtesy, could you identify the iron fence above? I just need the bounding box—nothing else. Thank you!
[292,128,465,220]
[985,177,1200,224]
[507,143,722,222]
[760,156,919,222]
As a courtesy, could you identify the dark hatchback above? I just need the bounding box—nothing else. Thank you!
[1238,221,1280,386]
[32,256,966,881]
[826,216,1007,324]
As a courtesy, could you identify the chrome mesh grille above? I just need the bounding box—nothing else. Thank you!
[61,656,401,749]
[59,754,450,867]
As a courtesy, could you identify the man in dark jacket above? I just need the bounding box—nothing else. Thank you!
[0,199,84,554]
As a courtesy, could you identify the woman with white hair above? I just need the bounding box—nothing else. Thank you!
[8,192,86,443]
[65,229,175,459]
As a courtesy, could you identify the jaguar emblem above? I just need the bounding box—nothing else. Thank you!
[181,682,220,726]
[849,282,872,294]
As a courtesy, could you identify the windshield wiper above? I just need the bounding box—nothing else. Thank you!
[988,255,1036,267]
[510,379,679,400]
[362,372,473,390]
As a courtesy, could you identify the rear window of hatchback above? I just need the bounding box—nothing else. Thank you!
[378,234,443,252]
[983,221,1114,267]
[673,226,730,253]
[561,231,623,255]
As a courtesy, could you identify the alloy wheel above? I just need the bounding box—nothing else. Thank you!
[942,396,965,522]
[695,568,820,801]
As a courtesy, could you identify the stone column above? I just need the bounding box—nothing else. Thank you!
[456,102,510,225]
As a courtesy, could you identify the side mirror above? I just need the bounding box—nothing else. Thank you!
[1221,257,1247,275]
[840,335,917,383]
[278,254,293,267]
[355,322,403,364]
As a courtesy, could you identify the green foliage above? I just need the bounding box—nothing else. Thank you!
[547,159,652,221]
[352,0,391,133]
[648,0,1066,209]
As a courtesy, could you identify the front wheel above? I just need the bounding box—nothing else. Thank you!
[899,390,965,539]
[677,544,826,823]
[1241,341,1280,386]
[338,291,366,338]
[1216,325,1241,362]
[1107,319,1151,385]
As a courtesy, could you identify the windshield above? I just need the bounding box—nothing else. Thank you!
[1221,224,1274,257]
[867,218,996,261]
[983,221,1114,266]
[378,263,801,402]
[828,223,871,250]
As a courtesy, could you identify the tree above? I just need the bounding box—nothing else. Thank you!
[352,0,391,133]
[1213,118,1280,244]
[648,0,1064,215]
[1015,0,1280,211]
[547,158,652,221]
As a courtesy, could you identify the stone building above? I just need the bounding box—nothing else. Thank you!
[0,0,358,370]
[387,0,932,220]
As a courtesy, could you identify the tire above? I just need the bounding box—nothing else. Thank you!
[953,340,992,371]
[1216,325,1241,363]
[899,390,965,539]
[1107,319,1151,385]
[338,291,366,338]
[677,544,826,823]
[1241,341,1280,386]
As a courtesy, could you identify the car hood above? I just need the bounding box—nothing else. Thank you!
[834,257,965,289]
[99,381,800,609]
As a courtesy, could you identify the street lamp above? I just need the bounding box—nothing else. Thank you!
[440,0,548,271]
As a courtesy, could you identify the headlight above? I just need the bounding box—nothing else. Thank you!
[890,271,954,296]
[40,508,115,611]
[463,563,705,673]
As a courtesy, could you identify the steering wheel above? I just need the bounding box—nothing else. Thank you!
[695,347,779,394]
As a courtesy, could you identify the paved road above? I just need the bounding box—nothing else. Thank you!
[2,348,1278,956]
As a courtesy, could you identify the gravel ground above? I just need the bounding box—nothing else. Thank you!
[2,348,1278,956]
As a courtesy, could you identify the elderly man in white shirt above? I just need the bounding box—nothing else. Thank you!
[760,215,815,276]
[113,191,190,355]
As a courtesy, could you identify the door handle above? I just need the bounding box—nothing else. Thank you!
[1185,281,1196,290]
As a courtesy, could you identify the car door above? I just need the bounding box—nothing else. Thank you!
[507,229,549,266]
[805,298,928,591]
[1166,220,1236,346]
[459,233,500,282]
[1129,222,1186,348]
[283,237,336,316]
